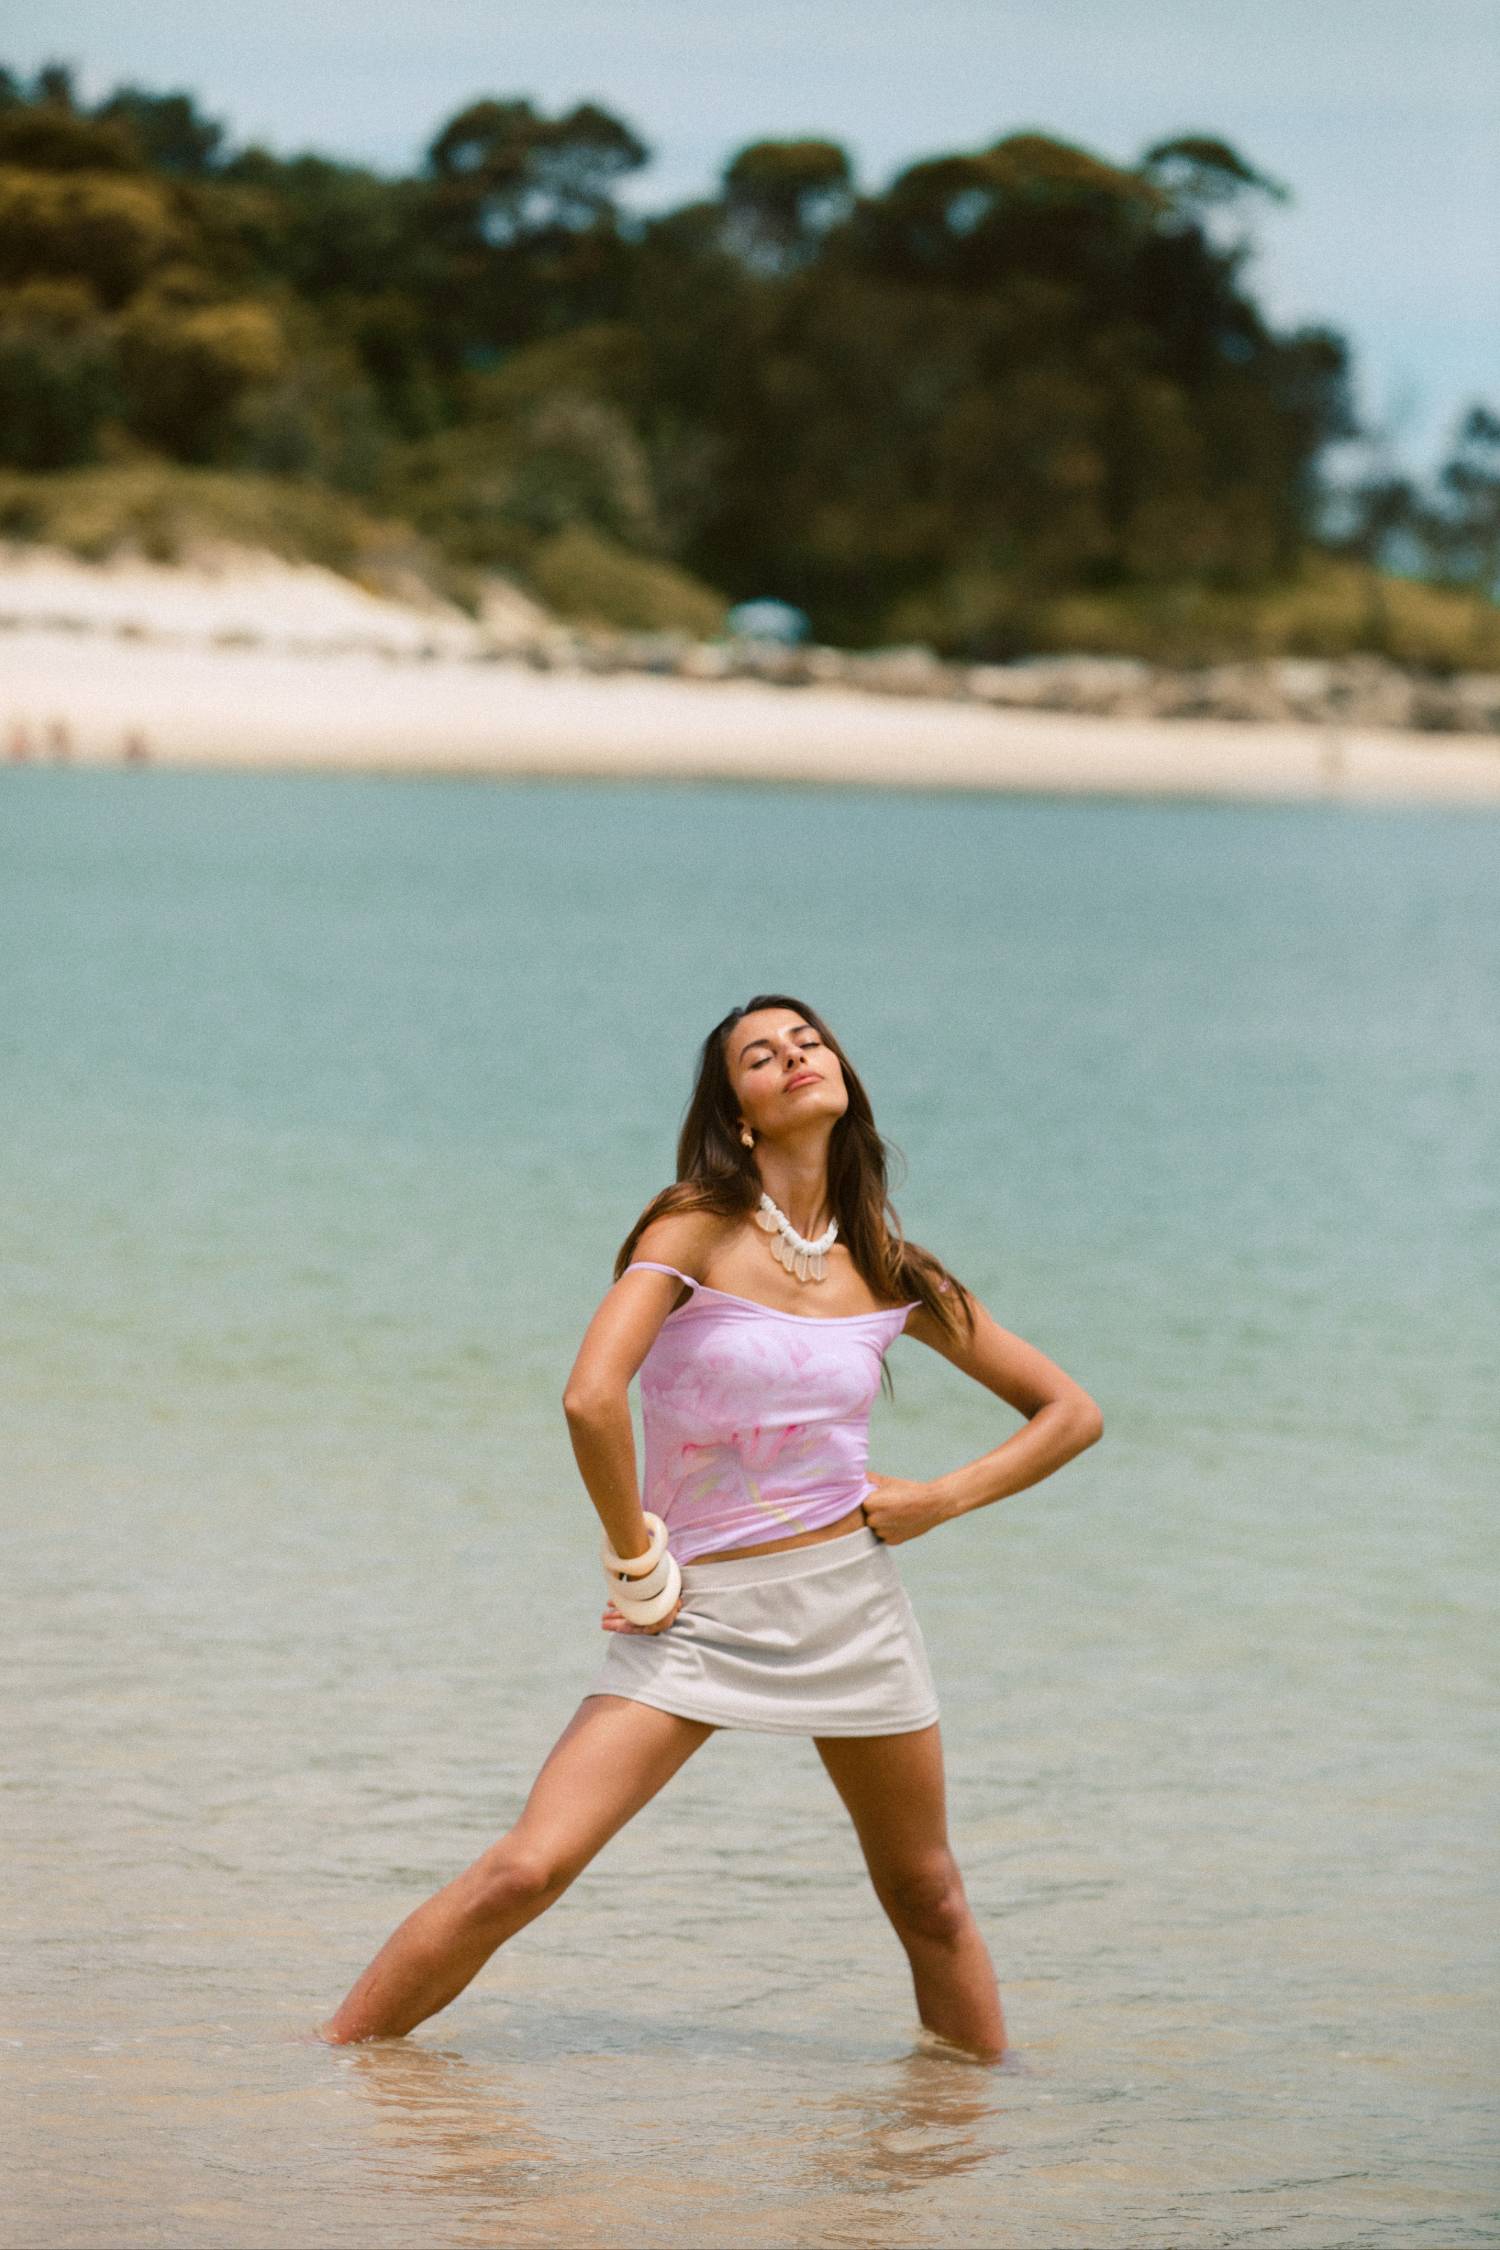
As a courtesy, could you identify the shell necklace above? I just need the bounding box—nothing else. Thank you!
[754,1190,839,1282]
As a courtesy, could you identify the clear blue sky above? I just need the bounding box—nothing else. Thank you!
[7,0,1496,478]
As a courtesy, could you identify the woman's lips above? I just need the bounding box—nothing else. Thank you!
[785,1073,820,1089]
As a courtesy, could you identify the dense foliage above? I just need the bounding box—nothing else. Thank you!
[0,61,1493,655]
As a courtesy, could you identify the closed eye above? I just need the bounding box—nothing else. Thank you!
[751,1040,820,1068]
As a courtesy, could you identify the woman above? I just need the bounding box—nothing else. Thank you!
[319,994,1102,2057]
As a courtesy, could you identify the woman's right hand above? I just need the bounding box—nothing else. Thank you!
[600,1593,684,1635]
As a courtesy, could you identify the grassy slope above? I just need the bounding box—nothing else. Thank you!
[1,461,1494,666]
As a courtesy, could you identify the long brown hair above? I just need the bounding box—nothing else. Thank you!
[614,992,977,1381]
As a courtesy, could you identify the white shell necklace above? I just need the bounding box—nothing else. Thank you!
[754,1190,839,1282]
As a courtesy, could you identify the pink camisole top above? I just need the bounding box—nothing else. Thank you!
[623,1260,922,1563]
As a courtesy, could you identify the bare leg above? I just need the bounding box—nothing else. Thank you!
[814,1721,1006,2062]
[319,1695,715,2044]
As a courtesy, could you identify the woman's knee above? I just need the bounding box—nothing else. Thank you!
[879,1853,971,1946]
[460,1837,577,1927]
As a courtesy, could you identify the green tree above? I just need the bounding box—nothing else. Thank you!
[0,278,120,466]
[96,86,226,175]
[720,139,855,273]
[418,97,648,352]
[1430,404,1500,594]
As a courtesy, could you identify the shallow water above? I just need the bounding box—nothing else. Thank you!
[2,768,1496,2247]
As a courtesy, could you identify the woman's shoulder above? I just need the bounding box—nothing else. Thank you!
[631,1198,736,1281]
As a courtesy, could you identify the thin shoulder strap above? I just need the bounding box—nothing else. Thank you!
[624,1260,700,1291]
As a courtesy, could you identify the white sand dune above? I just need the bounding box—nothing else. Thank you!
[0,539,490,655]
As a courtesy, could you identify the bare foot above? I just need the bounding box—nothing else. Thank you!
[912,2023,1021,2068]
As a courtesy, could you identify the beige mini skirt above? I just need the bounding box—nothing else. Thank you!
[582,1524,940,1737]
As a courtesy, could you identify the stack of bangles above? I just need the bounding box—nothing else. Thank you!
[600,1511,682,1625]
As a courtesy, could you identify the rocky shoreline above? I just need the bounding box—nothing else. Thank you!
[511,632,1500,736]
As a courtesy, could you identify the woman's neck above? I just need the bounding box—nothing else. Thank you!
[755,1161,833,1240]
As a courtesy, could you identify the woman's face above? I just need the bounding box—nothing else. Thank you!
[727,1008,848,1144]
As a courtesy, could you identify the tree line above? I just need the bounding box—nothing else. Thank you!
[0,59,1494,654]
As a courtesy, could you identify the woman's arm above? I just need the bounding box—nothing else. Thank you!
[562,1282,673,1565]
[561,1214,717,1620]
[864,1286,1102,1543]
[561,1384,653,1564]
[562,1276,679,1636]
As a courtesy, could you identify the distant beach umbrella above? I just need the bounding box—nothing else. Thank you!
[724,599,811,645]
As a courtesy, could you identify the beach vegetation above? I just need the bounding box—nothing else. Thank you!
[886,553,1500,671]
[0,457,451,592]
[524,522,727,635]
[0,58,1493,665]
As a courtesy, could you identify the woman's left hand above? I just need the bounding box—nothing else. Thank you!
[860,1473,956,1546]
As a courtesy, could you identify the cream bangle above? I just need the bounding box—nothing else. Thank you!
[600,1512,668,1579]
[610,1551,682,1625]
[605,1549,674,1602]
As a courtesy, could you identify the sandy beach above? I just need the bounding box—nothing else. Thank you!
[3,546,1498,803]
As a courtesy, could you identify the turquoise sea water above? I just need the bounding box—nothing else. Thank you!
[2,767,1496,2248]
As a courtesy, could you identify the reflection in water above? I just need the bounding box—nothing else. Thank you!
[809,2045,1005,2200]
[328,2022,1021,2247]
[336,2040,560,2222]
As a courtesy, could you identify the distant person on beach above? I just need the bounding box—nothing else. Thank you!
[318,992,1103,2059]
